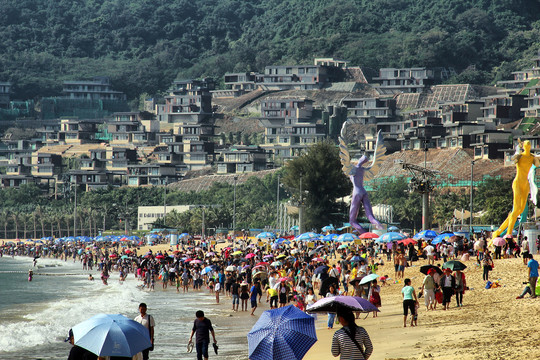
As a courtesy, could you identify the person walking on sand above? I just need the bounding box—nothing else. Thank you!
[454,270,466,307]
[421,269,436,311]
[527,254,539,298]
[439,268,456,310]
[249,280,259,316]
[134,303,155,360]
[482,250,494,281]
[401,278,418,327]
[188,310,217,360]
[368,280,380,317]
[331,308,373,360]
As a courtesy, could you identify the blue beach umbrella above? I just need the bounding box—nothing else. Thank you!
[321,225,335,232]
[248,305,317,360]
[257,232,276,239]
[322,234,337,242]
[413,230,438,240]
[388,226,400,231]
[295,232,321,241]
[201,266,214,275]
[431,233,454,245]
[376,232,406,243]
[336,233,359,242]
[72,314,151,357]
[275,238,291,245]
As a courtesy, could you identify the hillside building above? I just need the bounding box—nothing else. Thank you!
[0,82,11,108]
[259,98,326,161]
[62,77,126,101]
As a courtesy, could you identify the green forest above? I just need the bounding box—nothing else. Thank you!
[1,0,540,100]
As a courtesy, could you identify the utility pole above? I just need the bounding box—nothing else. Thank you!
[299,175,304,233]
[470,161,475,236]
[202,206,205,240]
[233,176,238,231]
[276,174,280,232]
[163,177,168,228]
[73,178,77,237]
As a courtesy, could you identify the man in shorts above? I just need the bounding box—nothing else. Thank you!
[249,280,259,316]
[189,310,217,360]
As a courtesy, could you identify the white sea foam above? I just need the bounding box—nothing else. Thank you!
[0,259,147,352]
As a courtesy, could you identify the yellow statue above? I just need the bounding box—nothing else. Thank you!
[492,139,539,239]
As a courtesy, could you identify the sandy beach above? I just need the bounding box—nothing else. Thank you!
[136,242,539,360]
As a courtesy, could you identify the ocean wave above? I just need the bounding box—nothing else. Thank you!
[0,274,147,353]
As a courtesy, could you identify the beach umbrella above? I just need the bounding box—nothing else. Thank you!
[321,234,337,242]
[190,260,203,265]
[276,254,287,260]
[314,265,329,275]
[376,232,406,243]
[155,254,165,260]
[275,238,291,245]
[321,225,335,232]
[397,238,417,245]
[121,255,129,260]
[319,277,339,296]
[312,257,325,262]
[201,266,214,275]
[413,230,438,240]
[279,277,292,282]
[271,261,282,267]
[388,226,399,231]
[253,271,268,279]
[431,233,454,244]
[295,232,321,241]
[232,250,243,256]
[306,296,379,314]
[246,253,256,259]
[420,264,443,275]
[359,232,379,239]
[442,260,467,271]
[263,254,274,259]
[256,262,269,267]
[492,237,506,247]
[337,244,348,249]
[359,274,378,285]
[256,232,276,239]
[336,233,359,242]
[247,305,317,360]
[72,314,151,357]
[503,234,513,239]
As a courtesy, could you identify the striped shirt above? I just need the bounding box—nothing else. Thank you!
[331,326,373,360]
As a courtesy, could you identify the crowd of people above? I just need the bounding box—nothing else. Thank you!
[2,229,539,360]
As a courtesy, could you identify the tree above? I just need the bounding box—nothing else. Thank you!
[282,141,351,231]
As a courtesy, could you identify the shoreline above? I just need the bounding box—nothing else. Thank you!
[3,246,540,359]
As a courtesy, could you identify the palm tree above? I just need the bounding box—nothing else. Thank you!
[0,209,10,240]
[11,210,20,240]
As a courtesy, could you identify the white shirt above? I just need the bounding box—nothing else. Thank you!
[134,313,155,330]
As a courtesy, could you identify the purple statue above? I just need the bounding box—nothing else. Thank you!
[339,122,387,234]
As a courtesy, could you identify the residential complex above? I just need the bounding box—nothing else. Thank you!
[1,52,540,192]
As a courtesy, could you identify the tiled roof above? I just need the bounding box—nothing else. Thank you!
[372,148,512,182]
[396,84,479,110]
[168,169,279,193]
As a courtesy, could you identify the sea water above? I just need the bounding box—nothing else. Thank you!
[0,256,253,360]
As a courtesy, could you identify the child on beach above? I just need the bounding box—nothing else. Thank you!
[368,280,381,317]
[240,281,249,311]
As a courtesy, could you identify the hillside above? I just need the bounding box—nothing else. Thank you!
[1,0,540,100]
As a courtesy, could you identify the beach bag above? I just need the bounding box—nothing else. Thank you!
[435,290,443,304]
[485,281,492,289]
